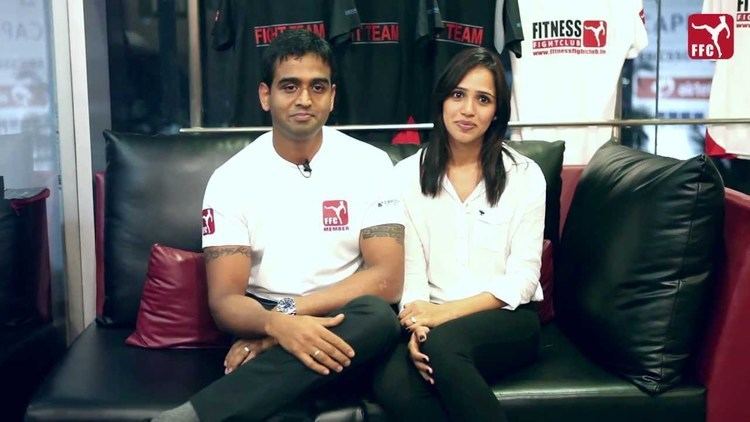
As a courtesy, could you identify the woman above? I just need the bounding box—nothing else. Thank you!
[372,47,546,422]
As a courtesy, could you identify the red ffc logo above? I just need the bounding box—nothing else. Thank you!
[202,208,215,235]
[582,20,607,47]
[688,14,734,59]
[322,200,348,229]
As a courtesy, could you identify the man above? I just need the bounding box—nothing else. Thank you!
[156,30,404,421]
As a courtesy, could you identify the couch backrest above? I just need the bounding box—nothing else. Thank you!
[97,131,563,326]
[99,131,257,326]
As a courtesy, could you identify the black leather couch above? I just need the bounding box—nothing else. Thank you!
[25,131,750,421]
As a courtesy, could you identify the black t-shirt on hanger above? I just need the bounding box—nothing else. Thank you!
[410,0,523,124]
[204,0,360,127]
[333,0,440,144]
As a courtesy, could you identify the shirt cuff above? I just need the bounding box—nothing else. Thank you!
[484,279,524,311]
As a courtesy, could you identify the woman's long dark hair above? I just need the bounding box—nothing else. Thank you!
[420,47,513,206]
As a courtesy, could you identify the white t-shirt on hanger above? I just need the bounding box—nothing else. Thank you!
[703,0,750,159]
[509,0,648,164]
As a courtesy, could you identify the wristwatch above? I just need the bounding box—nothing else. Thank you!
[273,297,297,315]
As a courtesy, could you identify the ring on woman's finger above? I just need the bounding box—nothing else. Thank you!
[243,346,250,353]
[313,349,321,358]
[410,316,417,324]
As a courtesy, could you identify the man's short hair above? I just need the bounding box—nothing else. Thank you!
[261,30,335,86]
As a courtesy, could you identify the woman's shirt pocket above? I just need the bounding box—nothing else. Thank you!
[473,207,513,253]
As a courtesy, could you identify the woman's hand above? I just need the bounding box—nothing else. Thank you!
[407,325,433,384]
[399,300,456,330]
[224,336,278,374]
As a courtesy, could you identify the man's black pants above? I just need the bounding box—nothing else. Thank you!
[190,295,400,422]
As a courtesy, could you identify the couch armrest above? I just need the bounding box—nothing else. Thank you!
[9,189,51,322]
[560,166,586,237]
[94,172,106,318]
[698,188,750,422]
[538,239,554,324]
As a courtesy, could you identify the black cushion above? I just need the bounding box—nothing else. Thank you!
[508,140,565,244]
[554,142,724,394]
[101,131,256,326]
[364,324,705,422]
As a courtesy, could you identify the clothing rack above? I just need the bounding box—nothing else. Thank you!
[179,117,750,133]
[186,1,749,134]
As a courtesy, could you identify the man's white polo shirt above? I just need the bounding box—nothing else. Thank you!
[201,127,402,301]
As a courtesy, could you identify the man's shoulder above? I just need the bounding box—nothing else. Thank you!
[323,127,393,166]
[212,133,272,178]
[394,149,422,172]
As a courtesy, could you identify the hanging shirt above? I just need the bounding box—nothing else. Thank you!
[334,0,434,144]
[409,0,522,125]
[334,0,415,126]
[494,0,525,58]
[703,0,750,159]
[509,0,648,164]
[205,0,360,127]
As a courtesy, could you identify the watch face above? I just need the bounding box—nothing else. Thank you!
[275,297,296,314]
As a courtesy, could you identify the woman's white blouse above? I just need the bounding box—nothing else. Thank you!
[395,147,546,310]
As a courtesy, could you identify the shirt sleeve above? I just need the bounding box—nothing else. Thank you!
[211,0,234,51]
[502,0,524,58]
[400,203,431,308]
[360,153,405,229]
[416,0,444,40]
[483,162,546,310]
[328,0,360,44]
[626,0,649,59]
[201,170,251,248]
[702,0,718,13]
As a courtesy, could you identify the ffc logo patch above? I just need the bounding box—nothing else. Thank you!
[322,200,349,231]
[531,19,608,56]
[582,20,607,47]
[688,14,734,59]
[202,208,215,235]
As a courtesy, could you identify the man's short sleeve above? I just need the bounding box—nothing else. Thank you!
[360,154,404,230]
[201,171,251,248]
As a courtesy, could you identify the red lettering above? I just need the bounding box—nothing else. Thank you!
[469,27,483,45]
[442,22,483,46]
[254,22,325,46]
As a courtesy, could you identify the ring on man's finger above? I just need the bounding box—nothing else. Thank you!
[313,349,321,358]
[410,316,417,324]
[243,346,250,353]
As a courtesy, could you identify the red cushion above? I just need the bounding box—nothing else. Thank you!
[126,244,228,348]
[538,239,554,324]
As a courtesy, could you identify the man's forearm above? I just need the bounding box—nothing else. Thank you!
[295,265,402,316]
[210,294,278,338]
